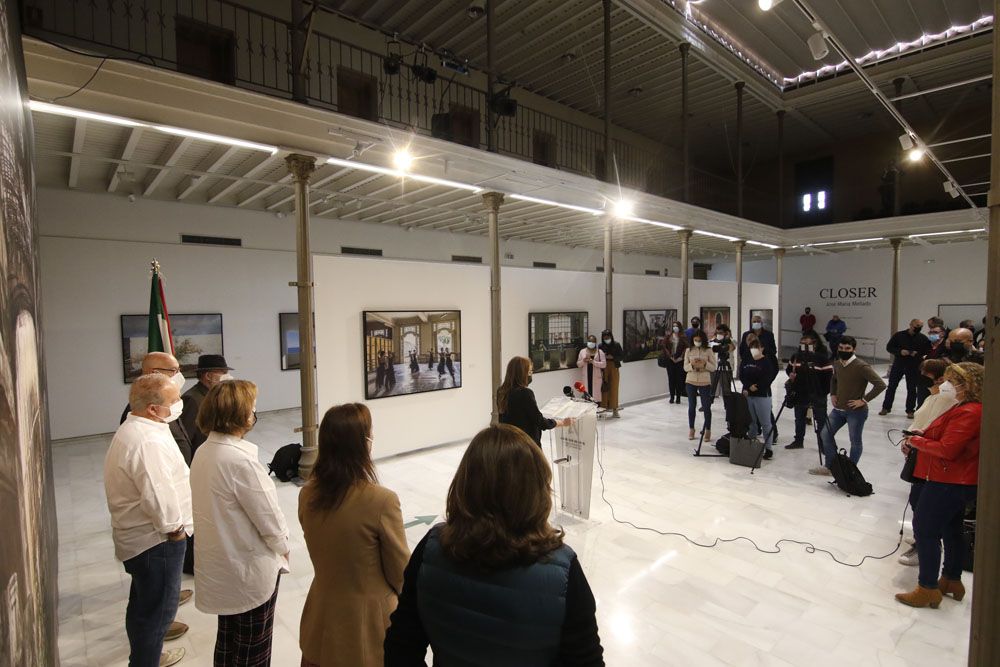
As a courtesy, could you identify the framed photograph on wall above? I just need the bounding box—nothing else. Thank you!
[279,312,316,371]
[363,311,462,400]
[623,309,676,362]
[749,308,774,333]
[528,311,589,373]
[699,306,730,338]
[121,313,224,383]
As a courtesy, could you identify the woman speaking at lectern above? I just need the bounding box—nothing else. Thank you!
[497,357,573,447]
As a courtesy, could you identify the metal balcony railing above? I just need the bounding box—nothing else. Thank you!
[22,0,778,223]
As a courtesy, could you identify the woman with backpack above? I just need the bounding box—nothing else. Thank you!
[299,403,409,666]
[896,362,983,609]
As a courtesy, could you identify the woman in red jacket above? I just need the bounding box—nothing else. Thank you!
[895,362,983,609]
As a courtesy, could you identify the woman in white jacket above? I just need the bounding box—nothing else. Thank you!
[576,335,608,403]
[683,330,718,441]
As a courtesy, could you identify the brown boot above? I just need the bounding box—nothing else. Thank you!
[704,430,712,442]
[895,585,943,609]
[688,429,696,440]
[938,577,966,601]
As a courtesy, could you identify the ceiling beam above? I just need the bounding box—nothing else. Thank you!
[238,174,293,207]
[177,145,240,200]
[207,154,282,204]
[107,126,142,193]
[266,166,353,210]
[143,137,193,197]
[68,118,86,189]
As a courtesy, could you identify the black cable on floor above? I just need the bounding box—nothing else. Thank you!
[593,419,907,568]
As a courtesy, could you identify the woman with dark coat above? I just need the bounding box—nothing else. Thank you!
[663,321,688,404]
[496,356,572,446]
[598,329,624,418]
[896,362,983,609]
[384,425,604,666]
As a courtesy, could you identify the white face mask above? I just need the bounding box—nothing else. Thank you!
[587,342,597,349]
[693,341,702,347]
[752,322,762,330]
[161,400,183,423]
[218,373,234,382]
[751,348,764,360]
[716,334,724,340]
[169,372,185,391]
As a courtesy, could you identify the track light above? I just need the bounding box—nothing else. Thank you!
[411,51,438,84]
[392,149,413,172]
[758,0,784,9]
[943,181,960,198]
[611,200,635,218]
[907,148,925,162]
[489,86,518,117]
[898,133,915,150]
[807,31,829,60]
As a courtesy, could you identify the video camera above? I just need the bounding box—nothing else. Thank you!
[709,336,732,362]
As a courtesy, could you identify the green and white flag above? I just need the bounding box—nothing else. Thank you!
[147,260,174,354]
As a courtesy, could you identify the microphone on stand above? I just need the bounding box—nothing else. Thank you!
[573,381,597,403]
[563,386,574,398]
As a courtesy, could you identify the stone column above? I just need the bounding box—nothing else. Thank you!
[680,42,691,203]
[604,216,613,330]
[603,0,613,182]
[890,237,903,338]
[777,110,786,227]
[287,154,319,478]
[733,240,746,366]
[774,247,785,359]
[678,229,692,324]
[735,81,745,218]
[483,192,504,423]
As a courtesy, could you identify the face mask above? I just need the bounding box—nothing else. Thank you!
[250,411,258,428]
[693,341,703,347]
[928,333,940,343]
[751,349,763,360]
[219,373,234,382]
[169,372,185,391]
[807,345,815,352]
[602,338,611,344]
[587,342,597,349]
[526,375,533,386]
[752,322,762,330]
[161,400,183,423]
[838,350,853,361]
[800,344,808,352]
[805,310,811,314]
[716,334,724,340]
[950,341,967,354]
[672,327,680,333]
[914,326,923,333]
[917,375,934,388]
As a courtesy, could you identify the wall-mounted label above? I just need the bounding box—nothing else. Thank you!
[821,286,877,309]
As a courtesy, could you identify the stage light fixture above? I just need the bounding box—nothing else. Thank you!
[898,133,915,150]
[807,31,829,60]
[392,150,413,172]
[943,181,960,198]
[411,51,438,84]
[467,0,486,19]
[907,148,925,162]
[758,0,784,10]
[489,87,518,117]
[612,199,634,218]
[383,38,403,75]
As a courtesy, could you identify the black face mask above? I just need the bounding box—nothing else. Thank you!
[251,411,258,427]
[950,341,968,355]
[913,326,923,334]
[917,375,934,388]
[526,375,533,386]
[838,350,853,361]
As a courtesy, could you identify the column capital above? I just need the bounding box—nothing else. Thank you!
[676,228,693,241]
[732,239,747,250]
[735,80,746,92]
[889,237,904,249]
[773,247,786,258]
[481,191,505,212]
[776,108,786,119]
[285,154,316,182]
[678,42,691,57]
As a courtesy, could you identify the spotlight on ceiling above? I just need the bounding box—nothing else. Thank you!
[489,85,518,117]
[907,148,925,162]
[392,149,413,172]
[807,31,829,60]
[943,180,960,198]
[612,199,634,218]
[383,39,402,75]
[411,51,438,84]
[467,0,486,19]
[898,133,915,150]
[758,0,785,9]
[628,86,643,98]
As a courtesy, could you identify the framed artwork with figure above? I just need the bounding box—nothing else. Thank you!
[623,309,675,362]
[699,307,731,338]
[749,308,774,333]
[363,310,462,399]
[528,312,589,372]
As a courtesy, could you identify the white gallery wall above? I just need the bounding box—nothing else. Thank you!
[708,240,987,358]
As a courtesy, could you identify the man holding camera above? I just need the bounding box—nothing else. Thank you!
[784,333,833,451]
[709,324,737,396]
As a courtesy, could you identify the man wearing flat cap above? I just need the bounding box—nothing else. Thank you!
[181,354,234,456]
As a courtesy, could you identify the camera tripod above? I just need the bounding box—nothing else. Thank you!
[712,358,739,398]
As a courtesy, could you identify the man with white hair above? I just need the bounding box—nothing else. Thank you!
[121,351,194,464]
[104,373,192,667]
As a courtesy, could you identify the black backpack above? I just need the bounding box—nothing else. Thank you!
[268,443,302,482]
[715,435,731,456]
[828,448,873,496]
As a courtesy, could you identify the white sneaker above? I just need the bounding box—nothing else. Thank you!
[808,466,832,476]
[160,648,185,667]
[904,535,915,546]
[899,546,919,566]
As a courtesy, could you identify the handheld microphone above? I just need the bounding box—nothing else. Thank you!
[573,381,595,402]
[563,386,574,398]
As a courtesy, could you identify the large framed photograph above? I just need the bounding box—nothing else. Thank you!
[121,313,224,383]
[528,311,589,372]
[363,311,461,400]
[279,312,316,371]
[749,308,773,333]
[623,309,676,362]
[699,306,731,338]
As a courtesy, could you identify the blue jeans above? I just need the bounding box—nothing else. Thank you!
[686,383,712,430]
[746,396,774,449]
[821,406,868,466]
[123,539,186,667]
[914,482,976,588]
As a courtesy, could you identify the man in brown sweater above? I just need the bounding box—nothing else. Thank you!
[809,336,886,476]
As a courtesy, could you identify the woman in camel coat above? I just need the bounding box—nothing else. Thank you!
[299,403,409,667]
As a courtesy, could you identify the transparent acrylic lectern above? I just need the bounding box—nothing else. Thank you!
[540,396,598,519]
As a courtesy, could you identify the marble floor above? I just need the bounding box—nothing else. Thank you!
[54,380,972,666]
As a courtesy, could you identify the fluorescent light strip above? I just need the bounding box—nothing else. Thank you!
[508,193,602,215]
[746,240,780,249]
[30,100,279,154]
[153,126,278,154]
[29,100,143,127]
[326,157,482,193]
[809,237,884,247]
[908,228,986,238]
[622,216,682,231]
[694,230,740,242]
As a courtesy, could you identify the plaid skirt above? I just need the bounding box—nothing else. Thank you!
[214,578,280,667]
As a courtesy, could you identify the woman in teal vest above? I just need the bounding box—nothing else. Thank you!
[384,424,604,666]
